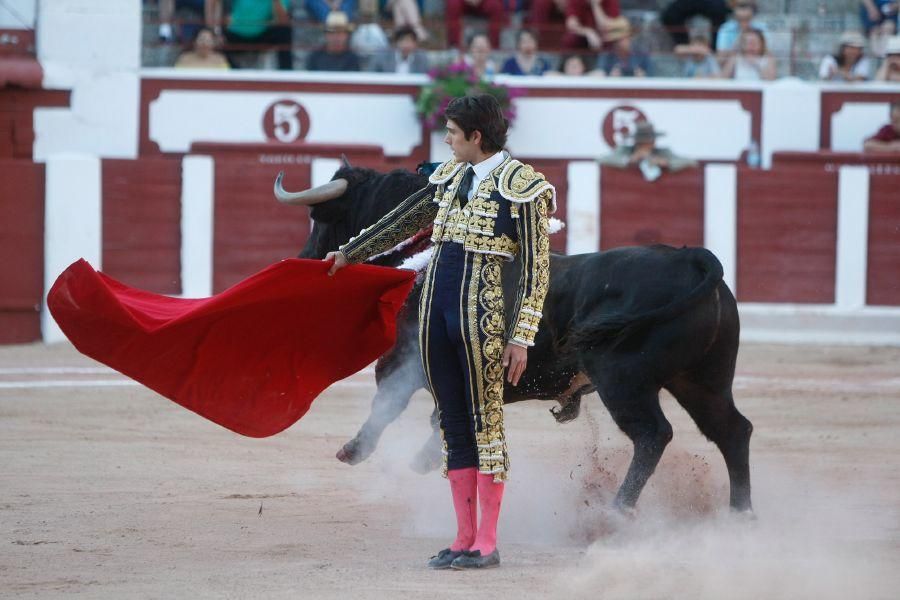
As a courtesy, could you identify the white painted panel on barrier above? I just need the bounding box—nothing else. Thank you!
[835,166,870,310]
[506,98,751,160]
[149,91,422,156]
[0,0,35,28]
[312,158,343,187]
[43,155,102,343]
[181,156,214,299]
[566,161,600,254]
[831,103,891,152]
[761,80,820,168]
[37,0,140,72]
[703,163,738,295]
[34,72,141,161]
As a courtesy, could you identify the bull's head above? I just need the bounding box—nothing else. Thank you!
[275,166,429,260]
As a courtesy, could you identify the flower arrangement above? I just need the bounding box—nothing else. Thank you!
[415,62,521,130]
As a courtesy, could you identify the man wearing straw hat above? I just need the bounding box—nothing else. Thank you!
[307,11,361,71]
[599,121,697,181]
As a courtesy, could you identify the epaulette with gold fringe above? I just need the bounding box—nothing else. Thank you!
[428,158,463,185]
[497,159,557,213]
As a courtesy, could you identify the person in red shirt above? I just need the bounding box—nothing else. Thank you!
[446,0,507,48]
[562,0,623,50]
[528,0,568,46]
[863,101,900,153]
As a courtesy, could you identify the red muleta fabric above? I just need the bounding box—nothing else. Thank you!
[47,258,416,438]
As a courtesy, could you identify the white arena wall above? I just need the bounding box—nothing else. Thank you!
[1,0,898,345]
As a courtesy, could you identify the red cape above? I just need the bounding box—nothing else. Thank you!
[47,259,416,437]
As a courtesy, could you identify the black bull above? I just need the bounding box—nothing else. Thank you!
[277,165,753,513]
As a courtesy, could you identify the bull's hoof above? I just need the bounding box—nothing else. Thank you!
[611,497,638,520]
[410,444,442,474]
[730,508,758,523]
[550,398,582,424]
[336,437,372,465]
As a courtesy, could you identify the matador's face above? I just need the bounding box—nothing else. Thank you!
[444,118,483,164]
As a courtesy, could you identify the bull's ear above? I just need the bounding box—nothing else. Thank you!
[341,154,352,169]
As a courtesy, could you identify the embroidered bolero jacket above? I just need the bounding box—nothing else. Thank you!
[339,155,555,347]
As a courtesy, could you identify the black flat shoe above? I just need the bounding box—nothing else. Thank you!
[427,548,463,569]
[450,549,500,569]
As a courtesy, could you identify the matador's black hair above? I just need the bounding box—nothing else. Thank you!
[444,94,509,154]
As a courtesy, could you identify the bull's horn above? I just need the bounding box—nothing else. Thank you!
[341,154,351,169]
[274,171,348,205]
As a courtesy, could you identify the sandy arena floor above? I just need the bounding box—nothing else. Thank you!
[1,342,899,599]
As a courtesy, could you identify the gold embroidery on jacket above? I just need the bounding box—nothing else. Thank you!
[467,252,509,481]
[430,171,520,258]
[498,159,557,213]
[509,189,552,347]
[340,185,438,263]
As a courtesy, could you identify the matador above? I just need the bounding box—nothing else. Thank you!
[326,94,553,570]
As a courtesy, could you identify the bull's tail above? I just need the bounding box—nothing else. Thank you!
[568,247,724,352]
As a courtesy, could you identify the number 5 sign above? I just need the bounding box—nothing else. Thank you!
[263,100,311,143]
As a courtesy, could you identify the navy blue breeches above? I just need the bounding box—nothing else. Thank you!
[418,242,509,480]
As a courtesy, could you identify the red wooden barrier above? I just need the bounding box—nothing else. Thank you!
[102,158,182,294]
[867,174,900,306]
[212,155,313,293]
[0,160,43,343]
[599,167,704,250]
[737,166,838,303]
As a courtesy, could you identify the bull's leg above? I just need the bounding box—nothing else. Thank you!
[410,408,442,474]
[594,384,673,511]
[336,360,426,465]
[666,378,753,513]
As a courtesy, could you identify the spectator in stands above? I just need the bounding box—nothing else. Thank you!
[159,0,218,43]
[306,0,357,22]
[715,0,768,54]
[368,25,428,72]
[528,0,568,46]
[307,11,362,71]
[598,23,652,77]
[818,32,872,82]
[544,53,605,76]
[175,26,231,68]
[501,30,551,75]
[722,28,776,80]
[562,0,627,50]
[598,121,697,182]
[675,34,721,78]
[860,1,898,56]
[446,0,506,49]
[863,101,900,153]
[660,0,730,50]
[464,33,497,78]
[223,0,293,70]
[874,35,900,80]
[383,0,430,42]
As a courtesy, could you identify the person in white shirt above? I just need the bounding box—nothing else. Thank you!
[722,28,777,80]
[368,26,429,73]
[819,31,872,82]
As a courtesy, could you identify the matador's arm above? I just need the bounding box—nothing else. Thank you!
[339,184,439,263]
[507,189,552,347]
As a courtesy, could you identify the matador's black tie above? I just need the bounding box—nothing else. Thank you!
[457,166,475,207]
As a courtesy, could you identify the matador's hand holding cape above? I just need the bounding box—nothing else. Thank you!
[48,258,415,437]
